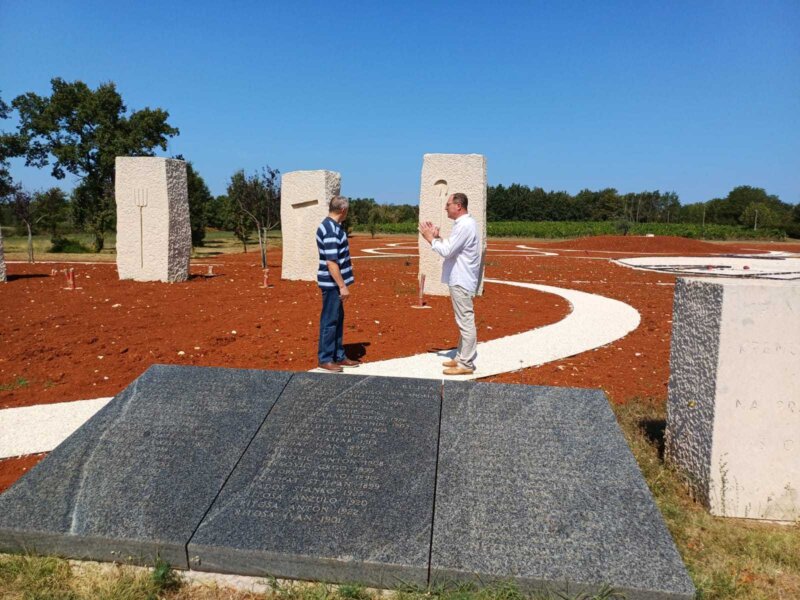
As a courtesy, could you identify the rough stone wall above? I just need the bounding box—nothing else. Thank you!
[418,154,487,297]
[0,226,6,282]
[667,277,800,521]
[665,278,723,507]
[165,160,191,282]
[115,157,190,283]
[280,170,341,281]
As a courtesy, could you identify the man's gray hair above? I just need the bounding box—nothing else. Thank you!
[329,195,350,213]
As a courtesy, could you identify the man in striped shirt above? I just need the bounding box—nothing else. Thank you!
[316,195,360,372]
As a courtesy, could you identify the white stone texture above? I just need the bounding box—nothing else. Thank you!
[418,154,487,296]
[280,170,341,281]
[115,157,191,282]
[666,278,800,521]
[0,226,6,282]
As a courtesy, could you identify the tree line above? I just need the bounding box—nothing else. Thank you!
[2,79,799,256]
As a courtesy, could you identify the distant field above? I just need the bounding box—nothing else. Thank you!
[0,229,281,262]
[1,222,791,263]
[353,221,789,240]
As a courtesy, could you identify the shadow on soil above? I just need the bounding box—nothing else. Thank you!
[344,342,371,360]
[6,274,49,281]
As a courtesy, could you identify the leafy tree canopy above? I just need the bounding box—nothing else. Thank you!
[8,78,178,250]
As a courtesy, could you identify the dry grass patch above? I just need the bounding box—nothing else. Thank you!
[614,398,800,599]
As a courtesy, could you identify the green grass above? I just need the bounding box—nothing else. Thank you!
[0,229,283,262]
[0,377,29,392]
[613,398,800,599]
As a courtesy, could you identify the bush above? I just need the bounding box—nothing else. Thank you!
[49,236,93,253]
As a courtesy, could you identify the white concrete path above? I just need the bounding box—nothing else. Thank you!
[0,398,112,458]
[346,278,640,379]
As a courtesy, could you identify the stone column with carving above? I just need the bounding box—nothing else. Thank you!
[666,277,800,521]
[280,170,341,281]
[418,154,487,297]
[115,157,191,283]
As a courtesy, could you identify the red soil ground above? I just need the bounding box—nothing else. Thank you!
[1,234,797,491]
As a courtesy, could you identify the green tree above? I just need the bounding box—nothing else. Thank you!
[226,166,281,266]
[177,158,212,247]
[9,78,178,251]
[740,202,781,230]
[0,91,24,199]
[4,186,37,262]
[33,187,69,240]
[206,194,228,229]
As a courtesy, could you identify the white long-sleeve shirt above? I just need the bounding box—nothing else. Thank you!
[431,213,481,293]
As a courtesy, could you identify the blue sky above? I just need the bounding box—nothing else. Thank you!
[2,0,798,205]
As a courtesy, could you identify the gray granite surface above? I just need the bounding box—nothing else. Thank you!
[0,365,292,568]
[431,382,696,600]
[188,373,441,587]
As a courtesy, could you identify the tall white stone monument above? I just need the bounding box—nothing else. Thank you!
[280,170,341,281]
[0,226,6,282]
[666,277,800,521]
[418,154,487,296]
[115,157,191,283]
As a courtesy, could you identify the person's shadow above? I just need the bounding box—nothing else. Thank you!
[344,342,370,361]
[7,274,48,281]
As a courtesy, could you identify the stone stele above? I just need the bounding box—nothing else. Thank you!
[115,157,191,282]
[666,277,800,521]
[0,225,6,282]
[418,154,487,296]
[280,170,341,281]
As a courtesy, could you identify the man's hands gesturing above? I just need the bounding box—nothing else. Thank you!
[419,221,440,244]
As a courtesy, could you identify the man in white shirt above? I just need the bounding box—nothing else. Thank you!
[419,192,481,375]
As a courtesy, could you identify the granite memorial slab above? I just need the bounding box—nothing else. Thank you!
[431,382,695,600]
[188,373,441,587]
[0,365,292,568]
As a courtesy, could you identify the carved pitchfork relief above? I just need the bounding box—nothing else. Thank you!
[134,189,148,268]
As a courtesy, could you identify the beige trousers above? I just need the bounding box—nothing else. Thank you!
[449,285,477,370]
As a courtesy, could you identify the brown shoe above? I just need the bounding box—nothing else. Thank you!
[336,358,361,368]
[443,366,475,376]
[318,362,343,372]
[442,359,458,367]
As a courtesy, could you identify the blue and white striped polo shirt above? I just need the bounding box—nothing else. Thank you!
[316,217,354,289]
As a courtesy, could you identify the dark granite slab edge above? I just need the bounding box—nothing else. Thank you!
[430,567,695,600]
[0,527,187,569]
[188,544,429,588]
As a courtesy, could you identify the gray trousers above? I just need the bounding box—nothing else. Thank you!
[450,285,477,370]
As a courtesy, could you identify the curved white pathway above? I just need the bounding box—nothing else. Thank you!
[0,279,640,459]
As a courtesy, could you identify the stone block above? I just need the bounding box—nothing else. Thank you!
[0,365,292,567]
[0,225,5,282]
[188,373,440,587]
[418,154,487,296]
[115,157,191,282]
[431,381,695,599]
[280,170,341,281]
[666,278,800,521]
